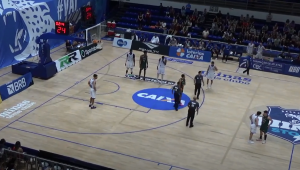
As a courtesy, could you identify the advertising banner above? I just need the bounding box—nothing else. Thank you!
[131,41,170,56]
[0,72,34,101]
[284,65,300,77]
[113,38,132,49]
[55,50,82,72]
[168,46,211,62]
[80,43,100,59]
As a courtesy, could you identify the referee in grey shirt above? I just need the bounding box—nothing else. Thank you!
[194,71,204,99]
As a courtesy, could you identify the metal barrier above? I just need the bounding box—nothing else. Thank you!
[164,0,300,16]
[1,149,88,170]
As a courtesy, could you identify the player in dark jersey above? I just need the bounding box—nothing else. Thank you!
[138,51,148,80]
[257,110,273,144]
[172,82,181,111]
[178,74,186,104]
[186,96,199,128]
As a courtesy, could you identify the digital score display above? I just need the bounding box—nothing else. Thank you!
[81,6,94,21]
[55,21,70,35]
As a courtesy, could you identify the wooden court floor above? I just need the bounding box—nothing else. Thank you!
[0,41,300,170]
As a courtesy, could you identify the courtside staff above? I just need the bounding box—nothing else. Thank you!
[172,82,181,111]
[186,97,199,128]
[194,71,204,100]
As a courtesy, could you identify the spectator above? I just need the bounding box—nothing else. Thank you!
[210,21,218,35]
[170,6,175,18]
[161,21,167,34]
[132,32,139,41]
[184,39,192,48]
[250,15,255,25]
[240,14,244,21]
[159,3,164,16]
[168,22,176,35]
[273,23,278,33]
[197,40,205,50]
[169,37,177,46]
[206,40,213,51]
[0,139,6,159]
[139,33,147,42]
[137,12,144,30]
[193,8,198,16]
[173,23,182,35]
[217,10,222,19]
[202,28,209,39]
[212,44,220,59]
[181,6,186,17]
[145,9,151,26]
[151,35,160,44]
[266,12,272,23]
[12,141,23,153]
[245,14,250,22]
[165,6,170,17]
[261,24,268,34]
[66,40,72,53]
[186,3,191,14]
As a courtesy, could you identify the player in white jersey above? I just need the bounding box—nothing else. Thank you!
[248,111,261,144]
[206,61,218,89]
[256,43,265,59]
[88,74,98,109]
[247,41,254,56]
[157,56,167,83]
[125,49,135,76]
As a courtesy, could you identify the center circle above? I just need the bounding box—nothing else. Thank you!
[132,88,190,110]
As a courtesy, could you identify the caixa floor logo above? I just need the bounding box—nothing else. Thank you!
[7,78,26,95]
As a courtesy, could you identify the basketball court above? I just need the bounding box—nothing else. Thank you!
[0,41,300,170]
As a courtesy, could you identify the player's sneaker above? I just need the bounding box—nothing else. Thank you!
[89,104,91,107]
[248,140,254,144]
[262,140,266,144]
[91,106,96,109]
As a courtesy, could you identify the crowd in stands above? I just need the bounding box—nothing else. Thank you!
[128,3,300,55]
[0,139,25,170]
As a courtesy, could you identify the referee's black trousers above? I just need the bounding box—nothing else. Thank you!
[243,67,250,75]
[186,110,195,127]
[174,93,180,110]
[194,84,201,99]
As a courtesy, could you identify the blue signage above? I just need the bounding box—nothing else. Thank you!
[166,57,193,64]
[168,47,211,62]
[266,106,300,144]
[132,88,190,110]
[202,71,251,85]
[0,72,34,101]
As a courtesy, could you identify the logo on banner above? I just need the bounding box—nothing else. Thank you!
[80,44,99,59]
[0,100,35,119]
[132,88,190,110]
[56,50,82,72]
[144,43,158,49]
[202,72,251,85]
[288,66,300,73]
[117,39,127,47]
[265,106,300,144]
[185,49,204,60]
[7,78,26,95]
[176,48,185,57]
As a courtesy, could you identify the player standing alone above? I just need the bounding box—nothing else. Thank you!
[157,56,167,83]
[257,110,273,144]
[206,61,218,89]
[139,51,148,80]
[247,41,254,56]
[125,49,135,76]
[179,74,186,104]
[256,43,265,59]
[88,74,98,109]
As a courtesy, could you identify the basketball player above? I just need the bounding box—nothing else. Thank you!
[178,74,186,103]
[256,43,265,59]
[157,56,167,83]
[171,82,181,111]
[88,74,98,109]
[125,49,135,76]
[138,51,148,80]
[186,96,199,128]
[249,111,262,144]
[194,71,204,100]
[206,61,218,89]
[247,41,254,56]
[257,110,273,144]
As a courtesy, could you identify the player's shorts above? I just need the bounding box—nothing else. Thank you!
[90,89,96,99]
[126,61,134,69]
[250,124,257,134]
[260,127,268,133]
[157,67,165,74]
[256,52,263,59]
[207,73,215,80]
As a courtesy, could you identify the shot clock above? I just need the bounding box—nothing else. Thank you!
[55,21,70,35]
[81,6,94,21]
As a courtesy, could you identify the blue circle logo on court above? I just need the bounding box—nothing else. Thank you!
[132,88,190,110]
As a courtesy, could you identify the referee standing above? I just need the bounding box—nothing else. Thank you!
[243,56,251,76]
[172,82,181,111]
[186,96,199,128]
[194,71,204,100]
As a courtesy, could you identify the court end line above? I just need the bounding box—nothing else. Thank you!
[58,94,148,113]
[220,82,261,164]
[6,126,191,170]
[0,52,127,132]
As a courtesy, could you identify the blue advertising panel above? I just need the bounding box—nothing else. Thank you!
[168,46,211,62]
[0,0,106,69]
[284,65,300,77]
[0,72,34,101]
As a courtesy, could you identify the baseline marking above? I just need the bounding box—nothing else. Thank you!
[6,126,190,170]
[0,52,127,132]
